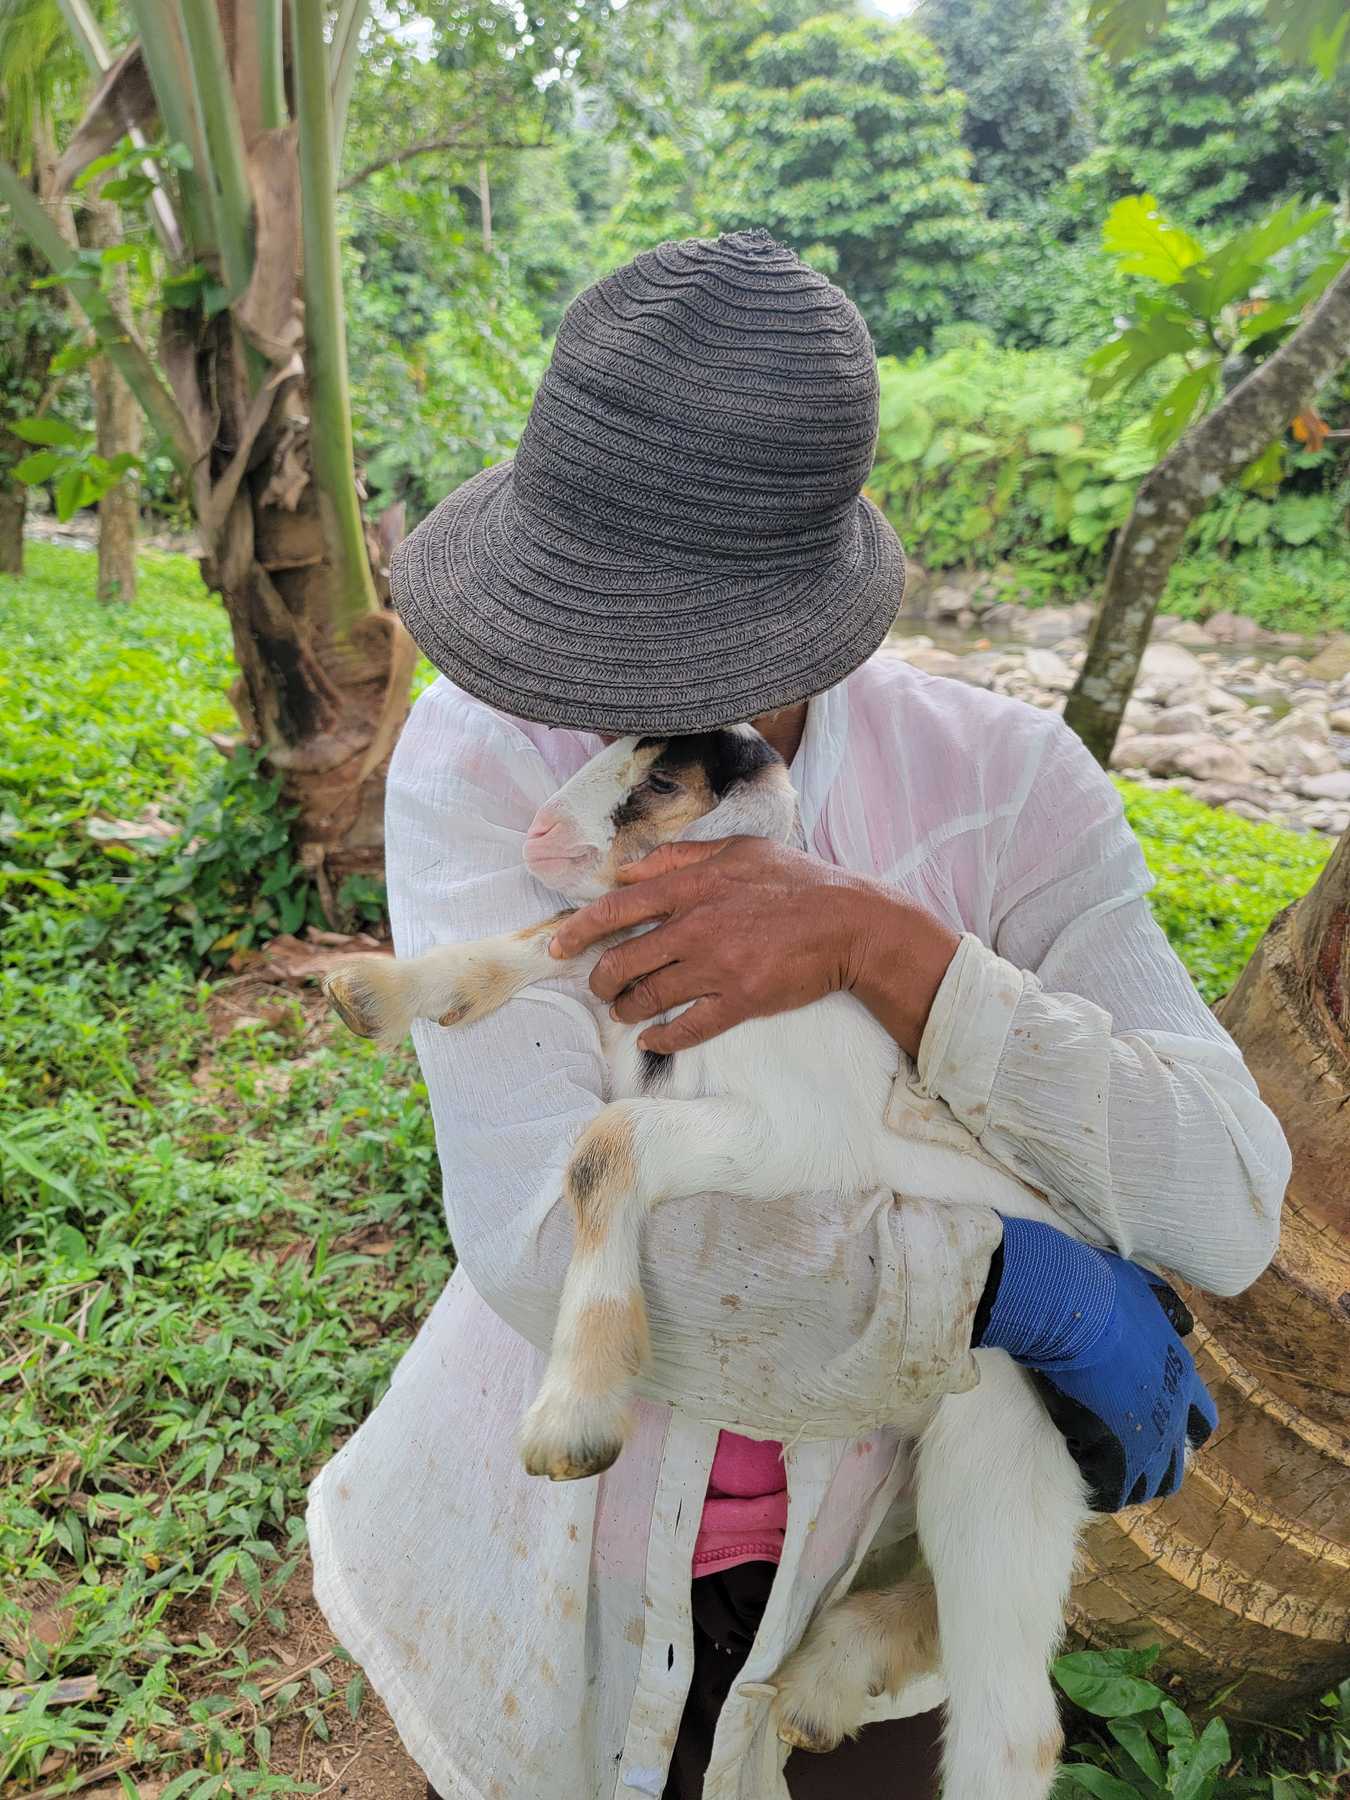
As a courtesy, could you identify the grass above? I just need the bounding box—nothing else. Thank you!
[0,546,1341,1796]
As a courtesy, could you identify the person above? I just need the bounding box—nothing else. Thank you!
[308,231,1289,1800]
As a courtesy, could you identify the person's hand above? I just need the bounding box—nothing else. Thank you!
[976,1216,1218,1512]
[547,837,957,1056]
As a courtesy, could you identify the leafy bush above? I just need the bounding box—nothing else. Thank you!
[870,329,1349,612]
[870,332,1154,576]
[1052,1644,1350,1796]
[1118,781,1332,1002]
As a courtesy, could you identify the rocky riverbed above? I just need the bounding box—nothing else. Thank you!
[892,568,1350,838]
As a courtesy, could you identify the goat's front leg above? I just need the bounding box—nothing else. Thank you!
[519,1096,773,1481]
[322,912,574,1044]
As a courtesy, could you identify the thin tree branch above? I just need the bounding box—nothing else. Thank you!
[338,132,551,191]
[291,0,379,629]
[0,155,198,474]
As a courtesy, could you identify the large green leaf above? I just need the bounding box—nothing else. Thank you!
[1180,202,1333,319]
[10,451,64,484]
[1053,1650,1166,1717]
[1107,1717,1165,1787]
[1056,1765,1145,1800]
[1149,362,1219,450]
[10,416,85,448]
[1169,1715,1230,1800]
[1102,195,1204,285]
[1237,246,1350,348]
[1086,311,1198,399]
[1265,0,1350,77]
[1086,0,1168,62]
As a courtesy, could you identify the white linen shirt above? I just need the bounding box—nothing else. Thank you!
[308,653,1288,1800]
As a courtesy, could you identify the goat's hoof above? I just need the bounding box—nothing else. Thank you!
[775,1713,843,1756]
[322,960,402,1041]
[518,1396,627,1482]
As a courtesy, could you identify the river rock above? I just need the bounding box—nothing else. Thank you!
[1295,770,1350,802]
[928,584,972,620]
[1023,647,1074,690]
[1151,704,1210,736]
[1011,606,1084,647]
[1331,707,1350,734]
[1204,687,1248,716]
[1268,703,1331,743]
[1111,732,1254,783]
[1305,635,1350,682]
[1249,735,1340,779]
[1203,610,1265,645]
[898,644,966,678]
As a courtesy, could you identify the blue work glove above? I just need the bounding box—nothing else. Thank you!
[973,1216,1218,1513]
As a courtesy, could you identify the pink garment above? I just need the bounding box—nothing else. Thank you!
[693,1431,788,1574]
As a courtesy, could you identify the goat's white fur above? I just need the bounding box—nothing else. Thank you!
[323,730,1090,1800]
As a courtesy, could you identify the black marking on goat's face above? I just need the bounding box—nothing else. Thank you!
[608,730,782,846]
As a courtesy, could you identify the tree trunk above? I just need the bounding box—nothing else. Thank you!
[1070,830,1350,1714]
[89,201,140,604]
[183,306,414,897]
[0,479,24,575]
[1063,261,1350,767]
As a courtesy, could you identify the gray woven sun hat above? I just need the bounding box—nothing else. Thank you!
[390,228,905,733]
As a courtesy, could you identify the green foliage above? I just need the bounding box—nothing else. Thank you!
[919,0,1095,214]
[0,542,1336,1791]
[709,12,1000,353]
[0,545,376,983]
[348,221,544,521]
[9,411,140,521]
[870,333,1157,574]
[1085,0,1349,225]
[1086,193,1345,452]
[1051,1645,1350,1796]
[0,544,443,1790]
[1119,781,1331,1001]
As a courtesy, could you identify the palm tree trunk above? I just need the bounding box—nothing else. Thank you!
[1071,829,1350,1713]
[89,199,140,604]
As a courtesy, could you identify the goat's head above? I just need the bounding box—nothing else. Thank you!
[524,727,798,901]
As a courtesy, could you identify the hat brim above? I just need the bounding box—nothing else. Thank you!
[390,462,905,734]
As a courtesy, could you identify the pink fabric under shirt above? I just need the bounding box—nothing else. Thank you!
[692,1431,788,1574]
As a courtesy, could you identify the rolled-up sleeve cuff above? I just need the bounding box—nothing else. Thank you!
[914,933,1026,1136]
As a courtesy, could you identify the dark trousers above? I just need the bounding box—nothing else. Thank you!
[430,1562,942,1799]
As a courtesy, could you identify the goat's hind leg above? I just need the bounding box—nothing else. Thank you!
[919,1349,1089,1800]
[519,1096,774,1481]
[770,1575,941,1755]
[322,912,573,1044]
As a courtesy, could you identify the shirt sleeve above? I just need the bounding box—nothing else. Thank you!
[914,716,1290,1297]
[386,682,1003,1437]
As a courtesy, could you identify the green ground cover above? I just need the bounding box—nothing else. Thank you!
[0,547,1341,1794]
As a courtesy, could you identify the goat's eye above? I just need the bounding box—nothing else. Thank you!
[646,772,680,796]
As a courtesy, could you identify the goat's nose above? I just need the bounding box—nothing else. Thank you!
[526,813,563,844]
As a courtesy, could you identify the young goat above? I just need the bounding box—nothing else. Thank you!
[323,727,1089,1800]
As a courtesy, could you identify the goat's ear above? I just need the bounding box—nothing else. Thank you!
[681,769,798,846]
